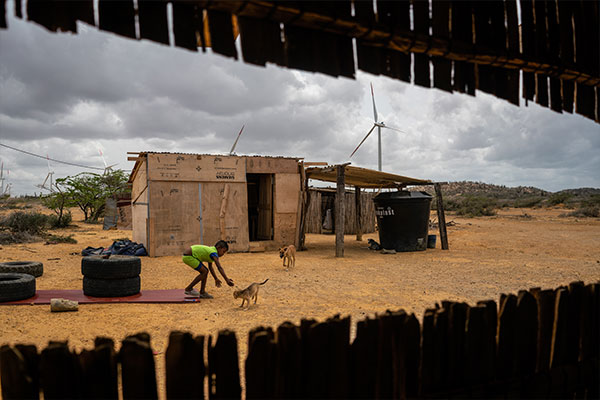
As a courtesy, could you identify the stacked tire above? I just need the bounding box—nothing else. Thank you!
[0,261,43,277]
[81,255,141,297]
[0,273,36,302]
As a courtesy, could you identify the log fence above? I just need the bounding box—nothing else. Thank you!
[1,281,598,399]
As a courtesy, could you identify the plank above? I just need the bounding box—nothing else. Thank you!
[120,334,158,399]
[165,331,205,399]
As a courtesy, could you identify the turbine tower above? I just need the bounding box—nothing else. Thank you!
[349,83,404,171]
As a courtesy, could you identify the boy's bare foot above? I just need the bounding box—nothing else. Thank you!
[184,289,200,297]
[199,292,214,299]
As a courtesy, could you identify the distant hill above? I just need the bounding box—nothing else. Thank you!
[411,181,600,215]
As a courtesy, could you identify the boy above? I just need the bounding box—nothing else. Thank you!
[182,240,234,298]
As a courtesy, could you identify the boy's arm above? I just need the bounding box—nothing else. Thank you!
[206,262,222,287]
[212,256,234,286]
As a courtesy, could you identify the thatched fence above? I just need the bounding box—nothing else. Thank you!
[1,281,598,399]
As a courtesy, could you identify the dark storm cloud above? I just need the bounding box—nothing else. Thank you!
[1,6,599,195]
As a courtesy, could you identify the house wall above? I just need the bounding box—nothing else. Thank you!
[131,159,148,245]
[131,154,301,256]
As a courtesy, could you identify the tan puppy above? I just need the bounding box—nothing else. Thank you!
[279,245,296,269]
[233,279,268,309]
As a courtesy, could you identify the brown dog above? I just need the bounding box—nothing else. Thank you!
[279,245,296,269]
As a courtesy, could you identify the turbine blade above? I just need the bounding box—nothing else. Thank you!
[371,83,378,123]
[382,125,406,133]
[350,125,377,158]
[229,125,245,155]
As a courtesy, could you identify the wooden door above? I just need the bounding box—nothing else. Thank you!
[257,174,273,240]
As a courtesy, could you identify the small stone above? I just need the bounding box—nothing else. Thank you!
[50,298,79,312]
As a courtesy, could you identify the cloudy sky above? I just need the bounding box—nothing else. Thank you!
[1,5,599,196]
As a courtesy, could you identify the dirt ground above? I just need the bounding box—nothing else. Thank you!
[1,206,599,397]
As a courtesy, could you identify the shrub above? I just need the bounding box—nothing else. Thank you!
[561,206,600,218]
[514,197,544,208]
[0,230,38,244]
[45,234,77,244]
[48,211,73,228]
[548,192,573,206]
[454,196,498,217]
[0,211,50,234]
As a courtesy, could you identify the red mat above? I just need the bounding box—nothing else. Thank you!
[1,289,203,305]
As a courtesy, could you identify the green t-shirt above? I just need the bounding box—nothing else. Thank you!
[190,245,218,263]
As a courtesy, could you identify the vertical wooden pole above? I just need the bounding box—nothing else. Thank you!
[79,339,118,399]
[355,186,363,241]
[275,322,302,398]
[40,341,81,399]
[433,183,449,250]
[165,331,205,399]
[219,183,230,240]
[120,334,158,400]
[0,345,39,399]
[246,329,276,399]
[335,165,346,257]
[212,330,241,399]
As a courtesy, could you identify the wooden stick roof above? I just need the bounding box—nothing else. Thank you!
[3,0,598,123]
[305,165,431,189]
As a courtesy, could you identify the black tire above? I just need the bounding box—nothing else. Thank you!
[0,261,43,278]
[81,255,141,279]
[83,276,141,297]
[0,273,36,302]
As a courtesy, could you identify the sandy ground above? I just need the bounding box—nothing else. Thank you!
[1,206,599,397]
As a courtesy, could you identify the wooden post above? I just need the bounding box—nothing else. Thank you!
[295,162,307,249]
[515,291,538,376]
[219,183,230,240]
[433,183,449,250]
[275,322,302,398]
[246,329,276,399]
[79,339,118,399]
[39,341,81,399]
[120,334,158,400]
[0,345,39,399]
[165,331,205,399]
[212,330,241,399]
[299,171,310,250]
[355,186,363,241]
[335,165,346,257]
[534,289,556,372]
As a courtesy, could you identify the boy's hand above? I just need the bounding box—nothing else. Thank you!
[214,278,222,288]
[226,278,234,287]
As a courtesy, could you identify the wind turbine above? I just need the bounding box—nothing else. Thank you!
[98,148,118,175]
[37,154,55,192]
[0,162,5,194]
[229,125,245,155]
[349,83,404,171]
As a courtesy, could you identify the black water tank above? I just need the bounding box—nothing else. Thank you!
[373,191,432,252]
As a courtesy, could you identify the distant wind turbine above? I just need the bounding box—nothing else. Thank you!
[98,148,118,174]
[349,83,404,171]
[37,155,55,192]
[229,125,245,155]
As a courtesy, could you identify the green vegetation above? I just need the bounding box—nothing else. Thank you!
[446,196,498,217]
[45,234,77,244]
[513,196,544,208]
[548,192,573,206]
[0,211,50,235]
[43,169,130,223]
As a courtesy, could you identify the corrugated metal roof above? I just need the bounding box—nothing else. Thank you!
[305,165,431,189]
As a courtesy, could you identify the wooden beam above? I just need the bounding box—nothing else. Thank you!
[198,1,599,87]
[355,186,362,242]
[335,165,346,257]
[434,183,449,250]
[303,162,329,166]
